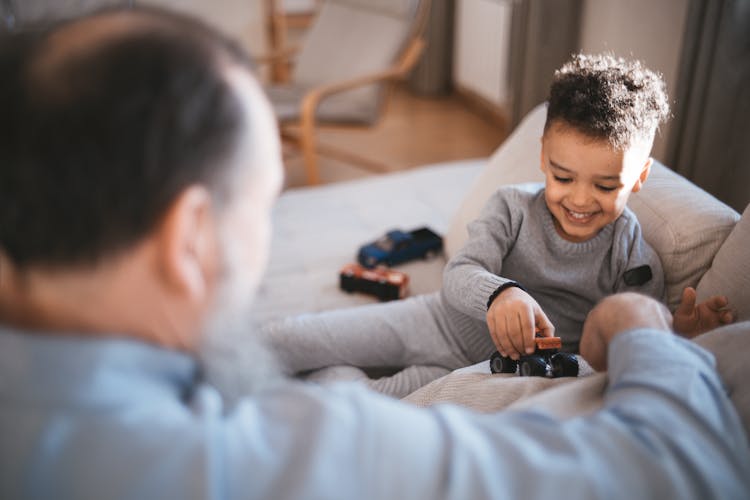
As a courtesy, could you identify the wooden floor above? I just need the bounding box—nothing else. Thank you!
[282,84,509,189]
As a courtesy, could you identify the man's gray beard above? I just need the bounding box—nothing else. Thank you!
[196,235,286,408]
[198,297,286,408]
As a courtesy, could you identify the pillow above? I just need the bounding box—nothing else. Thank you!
[696,204,750,321]
[628,165,739,309]
[693,321,750,435]
[443,104,546,258]
[444,103,740,310]
[403,363,606,416]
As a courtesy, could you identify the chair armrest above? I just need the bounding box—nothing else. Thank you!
[298,37,426,127]
[291,37,425,185]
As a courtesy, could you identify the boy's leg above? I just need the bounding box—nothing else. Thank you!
[302,364,451,399]
[366,365,451,398]
[260,292,471,375]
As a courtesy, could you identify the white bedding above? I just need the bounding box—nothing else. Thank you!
[251,160,484,325]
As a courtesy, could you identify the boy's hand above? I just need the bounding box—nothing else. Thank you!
[673,287,734,339]
[486,287,554,360]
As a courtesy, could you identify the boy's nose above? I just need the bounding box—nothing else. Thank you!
[570,184,592,207]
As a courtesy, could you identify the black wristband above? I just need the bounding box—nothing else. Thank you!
[486,281,526,310]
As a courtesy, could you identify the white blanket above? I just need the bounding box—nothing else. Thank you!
[252,160,483,325]
[404,359,603,418]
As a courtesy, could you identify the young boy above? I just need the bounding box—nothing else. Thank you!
[261,54,733,397]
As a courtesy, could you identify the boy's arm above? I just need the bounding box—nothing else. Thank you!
[614,214,666,302]
[442,188,525,322]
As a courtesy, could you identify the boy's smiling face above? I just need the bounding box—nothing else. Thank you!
[540,121,653,243]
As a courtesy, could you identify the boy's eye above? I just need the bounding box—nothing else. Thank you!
[553,176,572,184]
[596,185,617,192]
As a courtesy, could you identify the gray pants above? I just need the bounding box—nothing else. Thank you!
[261,291,496,397]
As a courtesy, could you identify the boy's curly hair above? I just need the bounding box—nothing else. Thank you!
[545,53,670,149]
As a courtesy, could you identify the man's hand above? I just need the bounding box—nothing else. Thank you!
[580,293,673,372]
[486,286,554,360]
[673,287,734,339]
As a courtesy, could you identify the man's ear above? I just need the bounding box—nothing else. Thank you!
[154,186,218,301]
[630,157,653,193]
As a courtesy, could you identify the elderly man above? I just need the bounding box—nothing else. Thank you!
[0,7,748,500]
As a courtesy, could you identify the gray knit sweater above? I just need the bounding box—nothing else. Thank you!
[442,184,665,353]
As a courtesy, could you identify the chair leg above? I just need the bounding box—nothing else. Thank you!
[299,115,321,185]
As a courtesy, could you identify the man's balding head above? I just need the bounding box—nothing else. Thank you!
[0,6,265,269]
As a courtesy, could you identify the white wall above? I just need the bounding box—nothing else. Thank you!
[578,0,689,162]
[142,0,267,54]
[453,0,513,106]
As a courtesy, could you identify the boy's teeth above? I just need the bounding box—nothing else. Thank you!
[568,209,591,219]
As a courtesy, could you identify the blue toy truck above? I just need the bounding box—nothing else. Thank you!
[357,227,443,268]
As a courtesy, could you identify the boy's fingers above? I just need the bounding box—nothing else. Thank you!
[676,287,697,314]
[535,308,555,338]
[520,310,535,354]
[706,295,729,311]
[486,312,505,356]
[509,313,530,357]
[486,311,496,338]
[721,309,735,324]
[491,330,506,357]
[505,315,523,359]
[495,315,511,356]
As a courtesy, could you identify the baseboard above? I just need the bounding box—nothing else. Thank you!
[453,84,509,129]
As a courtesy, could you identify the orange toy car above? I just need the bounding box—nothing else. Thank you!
[339,263,409,301]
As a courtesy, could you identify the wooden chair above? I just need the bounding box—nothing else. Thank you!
[260,0,431,185]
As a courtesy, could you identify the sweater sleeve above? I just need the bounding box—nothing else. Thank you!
[442,188,527,321]
[612,210,666,302]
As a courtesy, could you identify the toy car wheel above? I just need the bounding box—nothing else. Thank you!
[551,353,579,378]
[489,351,517,374]
[340,275,355,293]
[519,356,547,377]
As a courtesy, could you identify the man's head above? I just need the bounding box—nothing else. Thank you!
[540,53,669,242]
[0,7,283,351]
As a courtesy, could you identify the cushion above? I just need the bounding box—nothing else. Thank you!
[443,104,546,258]
[693,322,750,435]
[696,203,750,321]
[402,369,597,412]
[629,167,740,309]
[403,360,603,415]
[444,103,740,310]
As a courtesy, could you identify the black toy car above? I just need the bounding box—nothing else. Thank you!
[489,336,578,378]
[357,227,443,268]
[339,263,409,301]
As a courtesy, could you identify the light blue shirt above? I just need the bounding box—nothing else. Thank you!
[1,326,748,499]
